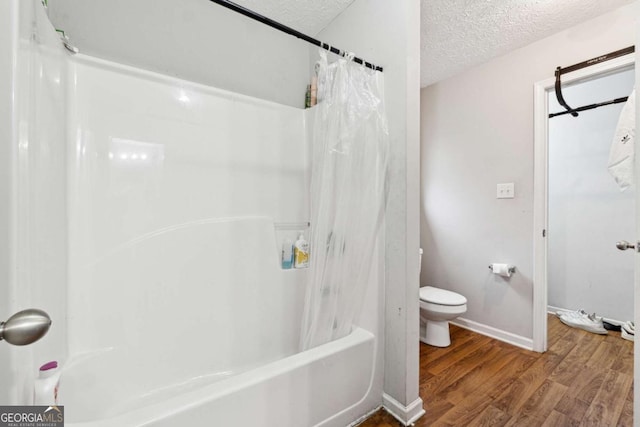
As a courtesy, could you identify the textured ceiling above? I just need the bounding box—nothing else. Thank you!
[237,0,635,88]
[421,0,635,87]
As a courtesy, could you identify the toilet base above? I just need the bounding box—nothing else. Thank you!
[420,319,451,347]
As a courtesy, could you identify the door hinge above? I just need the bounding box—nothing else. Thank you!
[542,229,546,237]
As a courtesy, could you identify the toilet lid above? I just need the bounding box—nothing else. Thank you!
[419,286,467,306]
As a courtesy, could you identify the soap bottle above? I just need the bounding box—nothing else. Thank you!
[294,234,309,268]
[281,238,294,270]
[33,361,60,406]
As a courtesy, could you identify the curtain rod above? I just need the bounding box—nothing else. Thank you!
[550,45,634,119]
[208,0,383,72]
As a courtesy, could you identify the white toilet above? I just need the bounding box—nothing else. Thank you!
[419,286,467,347]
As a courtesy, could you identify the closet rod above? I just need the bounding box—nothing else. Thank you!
[208,0,383,72]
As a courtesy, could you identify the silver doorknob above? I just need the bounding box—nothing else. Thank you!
[0,309,51,346]
[616,240,636,251]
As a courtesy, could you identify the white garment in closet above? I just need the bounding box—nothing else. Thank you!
[608,88,635,191]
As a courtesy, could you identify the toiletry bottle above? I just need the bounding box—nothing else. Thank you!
[310,76,318,107]
[33,361,60,405]
[305,85,311,109]
[281,238,294,270]
[294,234,310,268]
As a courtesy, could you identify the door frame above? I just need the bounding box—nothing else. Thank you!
[532,54,635,353]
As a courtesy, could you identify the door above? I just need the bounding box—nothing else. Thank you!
[547,68,635,330]
[533,54,636,352]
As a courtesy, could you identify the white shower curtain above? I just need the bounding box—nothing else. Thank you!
[300,50,389,350]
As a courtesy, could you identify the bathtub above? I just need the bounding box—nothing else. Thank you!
[60,328,375,427]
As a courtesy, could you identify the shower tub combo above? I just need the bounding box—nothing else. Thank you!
[6,3,382,426]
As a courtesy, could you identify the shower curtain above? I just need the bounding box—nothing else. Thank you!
[300,50,389,350]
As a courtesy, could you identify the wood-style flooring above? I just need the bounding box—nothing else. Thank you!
[360,315,634,426]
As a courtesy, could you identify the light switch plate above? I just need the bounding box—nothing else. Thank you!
[497,183,515,199]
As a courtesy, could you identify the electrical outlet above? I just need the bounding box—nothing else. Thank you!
[497,183,515,199]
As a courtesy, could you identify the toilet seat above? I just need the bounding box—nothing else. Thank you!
[419,286,466,306]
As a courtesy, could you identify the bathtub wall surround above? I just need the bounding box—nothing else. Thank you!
[62,54,350,424]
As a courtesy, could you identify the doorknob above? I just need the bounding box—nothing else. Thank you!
[616,240,637,251]
[0,309,51,346]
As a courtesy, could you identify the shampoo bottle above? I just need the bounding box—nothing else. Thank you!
[294,234,309,269]
[33,361,60,406]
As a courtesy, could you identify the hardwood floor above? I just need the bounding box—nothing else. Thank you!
[360,315,634,426]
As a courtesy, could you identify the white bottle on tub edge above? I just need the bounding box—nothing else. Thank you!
[33,361,60,406]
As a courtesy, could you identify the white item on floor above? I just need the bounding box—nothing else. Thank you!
[622,321,635,341]
[624,321,635,332]
[608,88,635,191]
[557,308,588,320]
[419,286,467,347]
[557,309,607,335]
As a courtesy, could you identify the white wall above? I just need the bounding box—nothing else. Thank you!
[548,68,635,322]
[421,3,638,342]
[47,0,310,108]
[317,0,422,423]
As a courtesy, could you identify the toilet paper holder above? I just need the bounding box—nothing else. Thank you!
[488,264,516,274]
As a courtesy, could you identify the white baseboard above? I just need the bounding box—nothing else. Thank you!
[382,394,425,426]
[450,317,533,351]
[548,305,626,327]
